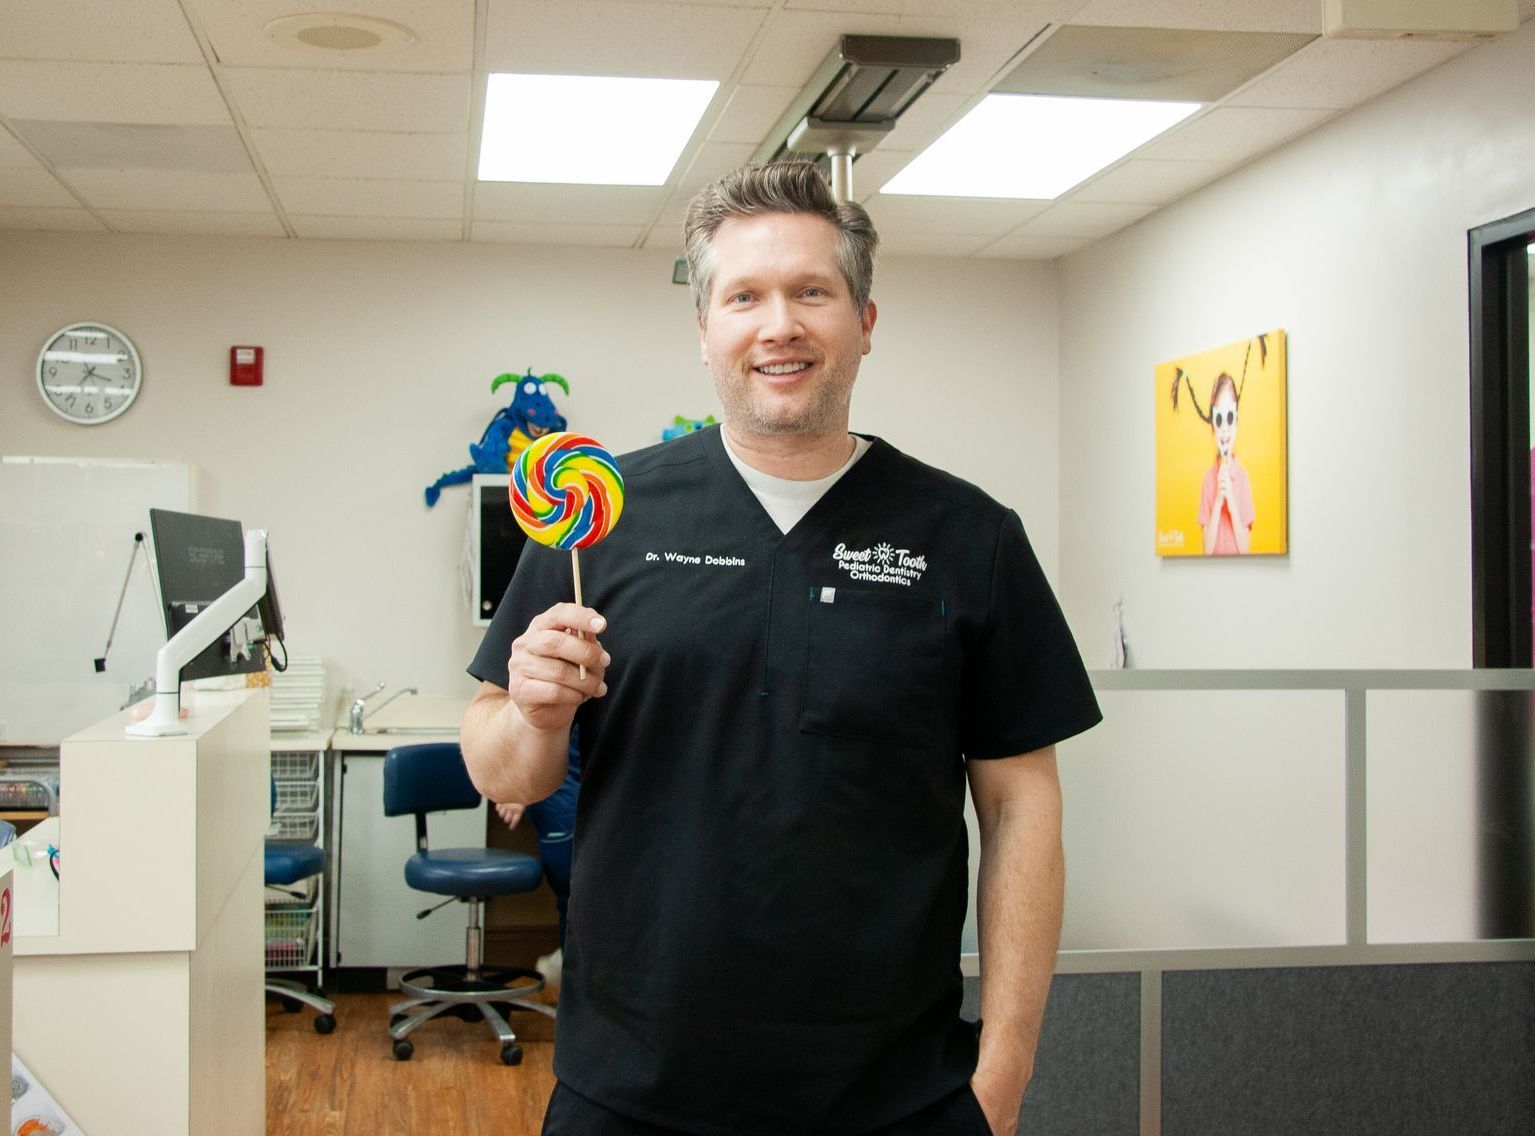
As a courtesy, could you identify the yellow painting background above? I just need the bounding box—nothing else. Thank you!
[1154,330,1287,557]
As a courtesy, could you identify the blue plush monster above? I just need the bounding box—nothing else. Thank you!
[424,369,569,507]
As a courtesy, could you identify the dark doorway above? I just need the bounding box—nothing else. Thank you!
[1469,207,1535,668]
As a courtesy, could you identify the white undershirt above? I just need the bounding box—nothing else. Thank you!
[721,432,872,534]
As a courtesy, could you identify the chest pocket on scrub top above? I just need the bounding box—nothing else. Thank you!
[799,586,945,747]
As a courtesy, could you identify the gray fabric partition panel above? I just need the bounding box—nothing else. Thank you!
[963,972,1141,1136]
[1161,961,1535,1136]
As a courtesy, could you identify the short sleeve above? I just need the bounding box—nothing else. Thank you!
[1197,466,1217,527]
[959,510,1102,760]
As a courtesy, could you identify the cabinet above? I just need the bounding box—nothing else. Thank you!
[327,694,559,974]
[332,745,487,969]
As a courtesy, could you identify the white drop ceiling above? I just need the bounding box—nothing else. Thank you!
[0,0,1529,258]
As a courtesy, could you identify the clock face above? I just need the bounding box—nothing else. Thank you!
[36,322,142,425]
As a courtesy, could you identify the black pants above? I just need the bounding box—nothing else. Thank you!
[540,1079,994,1136]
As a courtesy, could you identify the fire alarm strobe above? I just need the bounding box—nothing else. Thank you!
[230,345,264,386]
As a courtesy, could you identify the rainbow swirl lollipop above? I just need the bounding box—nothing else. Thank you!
[510,432,624,550]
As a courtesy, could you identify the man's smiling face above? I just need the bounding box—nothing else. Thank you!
[698,211,876,440]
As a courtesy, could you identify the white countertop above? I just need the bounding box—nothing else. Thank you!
[328,693,468,752]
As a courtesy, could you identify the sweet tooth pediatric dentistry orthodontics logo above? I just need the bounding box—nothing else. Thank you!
[832,540,927,586]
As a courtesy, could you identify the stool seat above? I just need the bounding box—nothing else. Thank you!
[405,847,544,897]
[266,842,326,887]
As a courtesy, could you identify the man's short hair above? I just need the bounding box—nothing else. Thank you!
[683,161,879,322]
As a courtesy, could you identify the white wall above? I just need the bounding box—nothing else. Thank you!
[0,233,1057,709]
[1057,19,1535,670]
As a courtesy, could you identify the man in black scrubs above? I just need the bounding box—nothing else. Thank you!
[463,161,1100,1136]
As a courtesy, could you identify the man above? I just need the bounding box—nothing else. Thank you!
[462,161,1100,1135]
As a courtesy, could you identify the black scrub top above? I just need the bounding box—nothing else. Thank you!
[469,425,1100,1135]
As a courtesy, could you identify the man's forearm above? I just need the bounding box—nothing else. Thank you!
[973,799,1065,1122]
[459,686,571,804]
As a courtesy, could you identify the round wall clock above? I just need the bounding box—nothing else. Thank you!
[36,321,143,425]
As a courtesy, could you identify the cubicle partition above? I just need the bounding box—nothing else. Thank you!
[974,670,1535,1136]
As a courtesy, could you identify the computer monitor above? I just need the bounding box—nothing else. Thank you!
[473,476,528,626]
[147,508,278,682]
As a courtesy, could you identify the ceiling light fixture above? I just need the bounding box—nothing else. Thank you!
[478,74,718,186]
[880,94,1199,200]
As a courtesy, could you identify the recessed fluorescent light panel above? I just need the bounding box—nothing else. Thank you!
[479,73,718,186]
[881,94,1200,199]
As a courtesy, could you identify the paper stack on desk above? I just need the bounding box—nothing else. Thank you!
[269,656,327,732]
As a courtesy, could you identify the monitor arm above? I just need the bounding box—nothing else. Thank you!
[126,529,268,738]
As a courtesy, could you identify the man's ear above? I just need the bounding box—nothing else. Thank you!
[860,300,878,355]
[697,315,709,364]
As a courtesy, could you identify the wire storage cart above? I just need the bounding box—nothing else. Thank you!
[267,741,328,992]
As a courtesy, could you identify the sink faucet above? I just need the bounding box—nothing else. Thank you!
[349,683,418,734]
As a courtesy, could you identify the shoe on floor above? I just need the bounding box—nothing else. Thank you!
[536,948,563,991]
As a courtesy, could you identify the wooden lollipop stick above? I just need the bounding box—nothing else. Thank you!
[571,548,587,680]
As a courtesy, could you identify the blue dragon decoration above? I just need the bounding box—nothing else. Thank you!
[424,369,569,507]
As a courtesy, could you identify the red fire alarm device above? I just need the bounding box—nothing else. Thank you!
[230,346,264,386]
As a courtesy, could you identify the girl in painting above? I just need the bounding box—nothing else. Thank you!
[1197,371,1253,554]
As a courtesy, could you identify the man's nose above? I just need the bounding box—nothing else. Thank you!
[756,295,802,340]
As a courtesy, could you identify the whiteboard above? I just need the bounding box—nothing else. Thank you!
[0,456,191,745]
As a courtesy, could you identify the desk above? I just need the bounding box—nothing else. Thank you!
[13,690,266,1136]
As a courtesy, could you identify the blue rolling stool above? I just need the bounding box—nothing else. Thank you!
[382,742,556,1065]
[265,780,336,1034]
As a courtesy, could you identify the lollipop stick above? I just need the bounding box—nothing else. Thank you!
[571,548,587,680]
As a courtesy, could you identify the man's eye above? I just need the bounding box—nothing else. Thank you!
[803,287,826,298]
[728,292,752,304]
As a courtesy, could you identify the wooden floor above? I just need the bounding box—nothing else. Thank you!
[266,990,558,1135]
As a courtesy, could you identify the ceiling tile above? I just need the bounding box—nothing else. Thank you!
[485,0,768,79]
[641,226,687,251]
[14,122,253,174]
[0,128,45,168]
[62,168,272,212]
[192,0,474,72]
[222,69,470,132]
[863,194,1050,235]
[0,61,230,125]
[252,129,466,180]
[0,0,204,64]
[673,142,760,202]
[0,205,106,232]
[98,210,285,237]
[473,182,668,225]
[1069,158,1230,205]
[1137,104,1338,162]
[1069,0,1321,34]
[472,220,644,246]
[0,167,78,208]
[975,232,1089,259]
[1010,199,1154,238]
[849,149,919,200]
[876,230,995,256]
[709,85,803,145]
[784,0,1080,16]
[290,216,463,241]
[274,177,463,219]
[995,25,1316,102]
[1226,36,1473,110]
